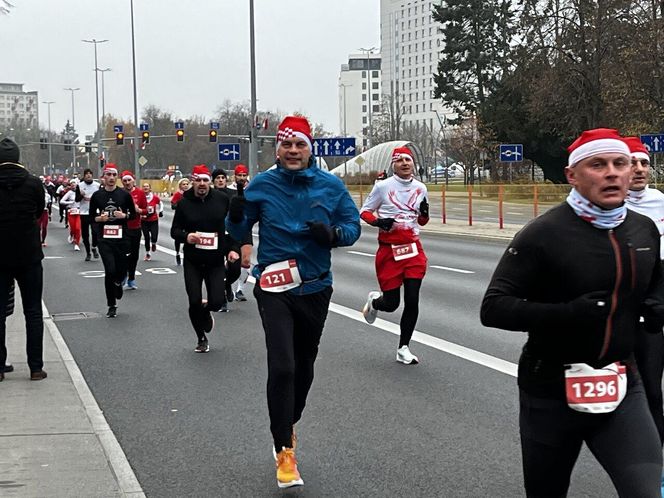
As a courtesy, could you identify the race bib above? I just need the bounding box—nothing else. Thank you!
[103,225,122,239]
[565,362,627,414]
[147,206,155,214]
[69,208,80,215]
[392,243,419,261]
[195,232,218,250]
[259,259,302,293]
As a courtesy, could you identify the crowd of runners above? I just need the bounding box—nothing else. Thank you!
[3,119,664,495]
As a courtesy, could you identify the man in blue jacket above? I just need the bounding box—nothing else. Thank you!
[227,115,360,489]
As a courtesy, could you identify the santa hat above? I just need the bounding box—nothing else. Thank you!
[276,116,313,150]
[623,136,650,162]
[103,164,118,175]
[392,146,414,164]
[120,170,135,180]
[234,164,248,175]
[567,128,630,167]
[192,164,211,180]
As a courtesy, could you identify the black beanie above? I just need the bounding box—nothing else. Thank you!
[211,168,227,181]
[0,138,19,164]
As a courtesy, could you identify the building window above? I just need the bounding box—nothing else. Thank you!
[373,105,380,113]
[362,105,367,112]
[362,94,367,101]
[372,93,379,101]
[363,117,367,124]
[362,82,367,90]
[362,71,366,78]
[372,82,379,89]
[372,70,379,78]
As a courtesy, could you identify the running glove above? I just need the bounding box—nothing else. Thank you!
[373,218,395,231]
[306,221,338,247]
[419,198,429,218]
[565,290,611,324]
[228,183,245,223]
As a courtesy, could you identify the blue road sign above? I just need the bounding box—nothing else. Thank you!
[499,144,523,162]
[312,137,356,157]
[640,134,664,153]
[210,122,220,130]
[113,125,124,133]
[174,121,184,130]
[139,123,149,131]
[218,143,241,161]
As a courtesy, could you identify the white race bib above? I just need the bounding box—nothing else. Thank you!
[259,259,302,293]
[69,208,80,215]
[195,232,218,250]
[103,225,122,239]
[392,242,418,261]
[147,206,155,214]
[565,362,627,414]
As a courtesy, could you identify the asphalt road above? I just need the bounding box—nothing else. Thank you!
[41,211,617,497]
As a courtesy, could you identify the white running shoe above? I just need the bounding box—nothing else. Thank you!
[68,235,73,244]
[74,244,80,251]
[362,291,381,324]
[396,345,419,365]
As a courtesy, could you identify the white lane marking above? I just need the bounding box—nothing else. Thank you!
[450,207,464,210]
[42,301,146,496]
[156,244,178,257]
[430,265,475,274]
[477,209,492,213]
[348,250,374,257]
[507,212,523,215]
[44,256,64,259]
[329,302,517,377]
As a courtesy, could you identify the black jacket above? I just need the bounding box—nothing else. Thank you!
[170,188,235,266]
[0,163,45,267]
[481,203,664,397]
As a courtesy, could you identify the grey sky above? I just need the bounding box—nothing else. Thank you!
[3,0,380,138]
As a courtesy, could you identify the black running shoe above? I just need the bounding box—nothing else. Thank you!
[235,290,247,302]
[226,287,235,303]
[106,306,117,318]
[218,302,230,313]
[195,339,209,353]
[114,283,123,300]
[85,253,91,262]
[92,247,99,259]
[176,254,181,266]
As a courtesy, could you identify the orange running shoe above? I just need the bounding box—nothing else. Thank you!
[275,447,303,488]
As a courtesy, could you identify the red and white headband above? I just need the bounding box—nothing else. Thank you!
[276,127,312,151]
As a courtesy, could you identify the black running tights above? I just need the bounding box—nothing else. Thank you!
[126,229,141,280]
[141,221,158,251]
[183,259,225,340]
[634,321,664,444]
[98,240,129,307]
[372,278,422,347]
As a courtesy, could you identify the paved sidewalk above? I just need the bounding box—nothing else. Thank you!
[0,293,144,498]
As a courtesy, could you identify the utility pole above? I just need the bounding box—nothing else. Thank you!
[130,0,140,179]
[82,38,108,176]
[64,87,80,171]
[358,47,377,150]
[248,0,258,178]
[97,68,111,133]
[42,101,55,172]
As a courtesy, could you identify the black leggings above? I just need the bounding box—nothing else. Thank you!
[634,321,664,444]
[372,278,422,347]
[98,240,129,307]
[254,285,332,451]
[225,258,241,296]
[519,382,662,497]
[126,229,141,280]
[141,221,159,251]
[183,259,225,340]
[175,240,181,255]
[81,214,98,255]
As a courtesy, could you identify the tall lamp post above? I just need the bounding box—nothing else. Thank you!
[339,83,352,181]
[64,87,80,170]
[82,38,108,175]
[248,0,258,178]
[97,68,111,133]
[129,0,140,179]
[358,47,377,150]
[42,101,55,171]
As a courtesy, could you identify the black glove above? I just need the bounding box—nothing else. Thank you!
[306,221,337,247]
[159,212,164,218]
[565,291,610,325]
[229,183,246,223]
[419,198,429,218]
[373,218,395,231]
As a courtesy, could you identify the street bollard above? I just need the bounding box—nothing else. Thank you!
[499,185,504,229]
[468,185,473,226]
[442,187,447,224]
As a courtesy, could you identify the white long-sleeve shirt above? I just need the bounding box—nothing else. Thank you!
[626,186,664,259]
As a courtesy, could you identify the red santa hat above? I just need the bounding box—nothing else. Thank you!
[120,170,135,180]
[192,164,211,180]
[103,164,118,175]
[623,136,650,162]
[234,164,249,175]
[391,146,414,164]
[276,116,313,150]
[567,128,630,167]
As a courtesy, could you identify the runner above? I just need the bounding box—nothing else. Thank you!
[228,164,253,302]
[226,115,361,489]
[141,182,163,261]
[623,135,664,444]
[56,179,71,228]
[59,179,82,251]
[121,170,147,290]
[39,181,50,247]
[44,175,56,221]
[170,177,191,266]
[76,168,100,261]
[90,164,136,318]
[481,128,664,497]
[171,165,230,352]
[360,146,429,364]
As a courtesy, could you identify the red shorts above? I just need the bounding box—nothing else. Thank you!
[375,240,427,291]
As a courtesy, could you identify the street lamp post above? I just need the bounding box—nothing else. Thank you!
[339,83,352,181]
[248,0,258,178]
[97,68,111,133]
[130,0,140,179]
[82,38,108,176]
[42,101,55,171]
[64,87,80,170]
[358,47,377,150]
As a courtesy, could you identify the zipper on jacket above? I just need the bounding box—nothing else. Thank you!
[628,242,636,291]
[600,230,623,359]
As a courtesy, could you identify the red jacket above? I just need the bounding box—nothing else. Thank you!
[128,187,147,230]
[142,193,161,222]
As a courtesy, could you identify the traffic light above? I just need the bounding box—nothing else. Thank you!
[85,141,92,153]
[40,138,47,150]
[142,131,150,145]
[64,139,72,151]
[176,129,185,142]
[209,129,218,143]
[116,132,124,145]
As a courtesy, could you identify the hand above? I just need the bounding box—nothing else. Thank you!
[187,233,201,244]
[227,251,240,263]
[159,212,164,218]
[113,210,125,219]
[373,218,396,231]
[566,291,610,324]
[306,221,337,247]
[419,198,429,218]
[99,212,109,222]
[229,187,246,223]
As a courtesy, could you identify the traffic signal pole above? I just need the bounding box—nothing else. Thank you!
[248,0,258,177]
[130,0,141,179]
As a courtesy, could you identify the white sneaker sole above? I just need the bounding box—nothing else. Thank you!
[362,291,380,324]
[277,477,304,489]
[396,355,419,365]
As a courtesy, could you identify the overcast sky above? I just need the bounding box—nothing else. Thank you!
[3,0,380,138]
